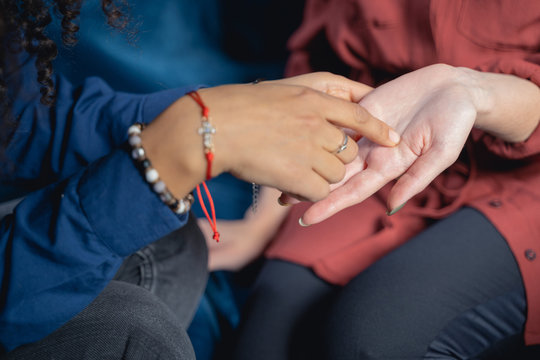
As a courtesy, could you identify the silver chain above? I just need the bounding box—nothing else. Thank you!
[251,182,260,213]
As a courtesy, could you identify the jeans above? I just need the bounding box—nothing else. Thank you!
[5,213,208,359]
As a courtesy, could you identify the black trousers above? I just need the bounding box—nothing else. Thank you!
[5,213,208,360]
[233,208,540,360]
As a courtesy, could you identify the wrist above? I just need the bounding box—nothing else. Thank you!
[196,85,241,176]
[128,123,195,214]
[140,95,208,197]
[456,67,540,142]
[455,67,495,131]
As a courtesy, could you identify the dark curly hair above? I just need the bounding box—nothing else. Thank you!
[0,0,131,152]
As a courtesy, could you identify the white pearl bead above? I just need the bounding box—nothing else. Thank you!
[160,192,173,203]
[131,147,145,160]
[128,135,141,147]
[175,200,187,214]
[153,181,166,194]
[145,168,159,183]
[128,125,141,135]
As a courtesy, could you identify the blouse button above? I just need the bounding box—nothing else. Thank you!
[488,199,503,208]
[525,249,536,261]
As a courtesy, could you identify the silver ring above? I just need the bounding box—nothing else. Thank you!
[333,130,349,154]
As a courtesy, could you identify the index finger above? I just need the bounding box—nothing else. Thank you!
[319,95,401,148]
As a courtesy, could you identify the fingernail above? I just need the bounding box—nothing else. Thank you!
[277,197,291,207]
[388,129,401,145]
[386,202,406,216]
[298,217,310,227]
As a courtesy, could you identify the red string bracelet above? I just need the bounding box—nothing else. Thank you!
[187,91,220,242]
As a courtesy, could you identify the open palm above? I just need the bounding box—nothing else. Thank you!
[303,65,479,224]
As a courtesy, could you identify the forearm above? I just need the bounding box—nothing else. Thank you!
[139,95,206,200]
[460,67,540,143]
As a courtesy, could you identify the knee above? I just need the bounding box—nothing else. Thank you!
[324,276,422,360]
[74,281,195,359]
[325,308,393,360]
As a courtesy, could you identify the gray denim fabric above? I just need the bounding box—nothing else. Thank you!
[114,212,209,328]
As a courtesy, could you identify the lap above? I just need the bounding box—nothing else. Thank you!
[327,207,538,359]
[232,208,540,359]
[232,260,337,360]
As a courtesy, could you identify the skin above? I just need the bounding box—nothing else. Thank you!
[140,72,399,205]
[300,64,540,225]
[199,187,289,271]
[202,64,540,270]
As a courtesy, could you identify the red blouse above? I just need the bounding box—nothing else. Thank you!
[265,0,540,345]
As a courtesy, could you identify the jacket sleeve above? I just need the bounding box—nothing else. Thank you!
[0,57,197,352]
[2,55,195,187]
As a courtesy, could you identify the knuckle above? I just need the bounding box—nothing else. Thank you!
[314,183,331,201]
[296,86,317,99]
[302,177,329,202]
[353,104,370,125]
[299,177,329,202]
[324,160,347,184]
[298,115,323,132]
[329,73,346,82]
[334,165,346,183]
[338,136,358,160]
[315,71,333,79]
[348,140,359,157]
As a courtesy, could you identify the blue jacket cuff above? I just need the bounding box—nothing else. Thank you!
[79,149,187,257]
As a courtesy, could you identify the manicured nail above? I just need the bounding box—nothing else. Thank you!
[386,202,406,216]
[388,129,401,145]
[298,217,310,227]
[277,197,291,207]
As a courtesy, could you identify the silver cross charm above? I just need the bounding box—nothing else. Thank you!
[198,120,216,150]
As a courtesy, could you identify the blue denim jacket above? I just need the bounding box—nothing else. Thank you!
[0,55,195,352]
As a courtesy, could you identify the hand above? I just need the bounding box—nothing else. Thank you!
[142,72,400,203]
[198,187,289,271]
[301,64,480,224]
[198,217,271,271]
[273,71,377,103]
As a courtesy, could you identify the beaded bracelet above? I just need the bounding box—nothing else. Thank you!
[128,123,194,215]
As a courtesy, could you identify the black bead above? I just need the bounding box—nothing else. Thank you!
[169,199,179,209]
